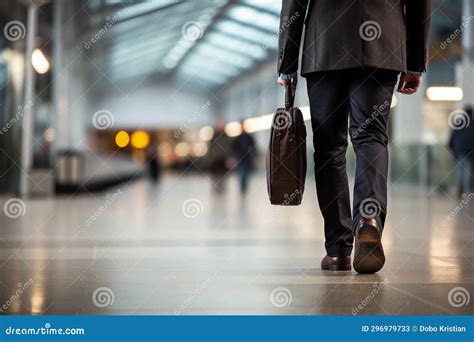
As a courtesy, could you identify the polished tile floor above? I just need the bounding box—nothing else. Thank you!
[0,174,473,315]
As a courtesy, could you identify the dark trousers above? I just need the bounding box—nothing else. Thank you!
[306,68,399,257]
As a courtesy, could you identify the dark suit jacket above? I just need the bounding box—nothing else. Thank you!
[278,0,431,76]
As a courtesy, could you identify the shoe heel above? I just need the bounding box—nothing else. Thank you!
[358,225,380,244]
[327,264,351,271]
[354,224,385,274]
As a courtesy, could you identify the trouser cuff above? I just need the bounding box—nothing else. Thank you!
[326,246,353,258]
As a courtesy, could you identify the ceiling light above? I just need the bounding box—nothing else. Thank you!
[426,87,463,101]
[32,49,50,74]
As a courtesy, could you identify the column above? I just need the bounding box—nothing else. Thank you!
[19,3,38,196]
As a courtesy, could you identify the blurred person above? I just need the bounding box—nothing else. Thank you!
[145,143,161,182]
[449,106,474,198]
[206,118,233,194]
[232,121,258,195]
[278,1,430,273]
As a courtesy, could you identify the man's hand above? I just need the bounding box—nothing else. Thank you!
[397,72,422,95]
[278,75,298,93]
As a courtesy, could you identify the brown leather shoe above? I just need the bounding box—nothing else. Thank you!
[353,217,385,274]
[321,255,351,271]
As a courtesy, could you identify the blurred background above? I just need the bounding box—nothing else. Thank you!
[0,0,472,194]
[0,0,472,315]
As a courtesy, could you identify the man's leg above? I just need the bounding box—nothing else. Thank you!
[307,71,353,257]
[455,154,466,196]
[349,68,399,231]
[237,165,249,194]
[348,68,398,273]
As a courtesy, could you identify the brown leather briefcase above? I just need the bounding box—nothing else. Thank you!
[266,81,307,205]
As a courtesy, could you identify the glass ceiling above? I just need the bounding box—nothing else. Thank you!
[86,0,464,89]
[175,1,281,88]
[87,0,282,89]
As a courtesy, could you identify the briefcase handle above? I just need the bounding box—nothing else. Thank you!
[285,80,295,110]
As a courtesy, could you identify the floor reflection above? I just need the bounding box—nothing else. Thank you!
[0,174,472,315]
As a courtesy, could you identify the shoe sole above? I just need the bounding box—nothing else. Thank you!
[322,264,352,271]
[354,224,385,274]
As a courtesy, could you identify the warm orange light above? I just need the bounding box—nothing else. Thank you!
[175,142,190,157]
[199,126,214,141]
[225,121,243,137]
[192,142,207,157]
[131,131,150,149]
[115,131,130,148]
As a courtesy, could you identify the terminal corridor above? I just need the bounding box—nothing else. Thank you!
[0,0,473,320]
